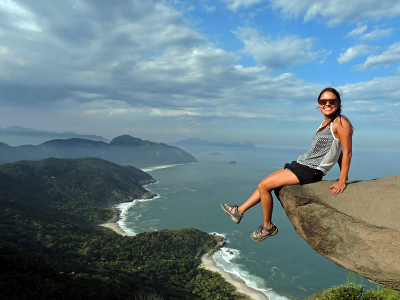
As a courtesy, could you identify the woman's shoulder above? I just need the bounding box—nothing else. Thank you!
[334,115,351,125]
[333,116,353,133]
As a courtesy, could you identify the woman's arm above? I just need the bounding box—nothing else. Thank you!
[338,150,343,169]
[330,118,352,194]
[337,151,349,180]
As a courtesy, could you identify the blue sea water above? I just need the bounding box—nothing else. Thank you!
[118,146,400,299]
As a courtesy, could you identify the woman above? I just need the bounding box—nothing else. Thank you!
[221,87,353,242]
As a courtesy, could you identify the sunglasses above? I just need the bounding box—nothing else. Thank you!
[318,98,338,105]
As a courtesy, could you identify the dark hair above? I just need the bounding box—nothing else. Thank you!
[317,87,354,134]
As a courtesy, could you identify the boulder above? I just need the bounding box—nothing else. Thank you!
[275,175,400,290]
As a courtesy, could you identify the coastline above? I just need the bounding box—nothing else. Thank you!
[100,216,269,300]
[99,170,269,300]
[100,206,128,236]
[100,181,158,236]
[201,254,269,300]
[101,220,270,300]
[100,222,127,236]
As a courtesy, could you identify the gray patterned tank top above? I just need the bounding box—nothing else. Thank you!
[297,120,342,175]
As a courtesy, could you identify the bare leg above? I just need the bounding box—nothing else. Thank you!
[238,189,261,214]
[239,169,299,227]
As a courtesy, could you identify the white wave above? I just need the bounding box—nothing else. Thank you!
[209,231,228,239]
[116,194,161,236]
[141,163,186,172]
[210,232,290,300]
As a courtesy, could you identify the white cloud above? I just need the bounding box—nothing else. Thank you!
[0,46,10,54]
[0,0,41,31]
[203,4,216,12]
[0,0,399,144]
[359,27,394,40]
[338,76,400,125]
[107,109,129,116]
[346,24,394,40]
[0,1,208,95]
[341,76,400,102]
[235,27,327,69]
[150,108,202,117]
[345,24,368,38]
[70,92,105,99]
[354,42,400,70]
[270,0,400,26]
[337,45,370,64]
[0,0,326,127]
[353,101,372,104]
[0,0,320,118]
[223,0,265,11]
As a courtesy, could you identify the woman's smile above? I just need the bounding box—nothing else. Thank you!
[319,91,338,117]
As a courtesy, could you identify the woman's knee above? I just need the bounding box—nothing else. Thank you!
[258,180,272,192]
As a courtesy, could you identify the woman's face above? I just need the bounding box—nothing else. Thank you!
[318,91,339,118]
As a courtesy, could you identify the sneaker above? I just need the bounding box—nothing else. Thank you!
[250,223,278,241]
[221,203,243,224]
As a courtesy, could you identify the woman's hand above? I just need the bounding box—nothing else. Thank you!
[330,181,346,194]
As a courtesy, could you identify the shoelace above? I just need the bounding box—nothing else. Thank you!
[256,225,273,235]
[255,226,264,235]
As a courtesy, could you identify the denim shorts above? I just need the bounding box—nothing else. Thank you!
[284,161,323,185]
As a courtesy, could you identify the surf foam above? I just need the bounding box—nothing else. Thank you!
[211,232,290,300]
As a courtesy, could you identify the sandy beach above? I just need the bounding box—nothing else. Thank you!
[100,222,128,236]
[201,254,269,300]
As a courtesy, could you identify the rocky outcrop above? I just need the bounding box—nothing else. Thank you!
[140,191,158,199]
[275,175,400,291]
[207,234,227,257]
[139,178,157,186]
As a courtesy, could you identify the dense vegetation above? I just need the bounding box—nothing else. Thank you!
[303,273,400,300]
[0,158,243,299]
[303,284,400,300]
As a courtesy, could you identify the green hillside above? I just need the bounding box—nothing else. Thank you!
[0,158,243,300]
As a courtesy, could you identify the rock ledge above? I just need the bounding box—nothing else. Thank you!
[275,175,400,291]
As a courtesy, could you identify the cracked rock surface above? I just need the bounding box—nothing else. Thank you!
[275,175,400,290]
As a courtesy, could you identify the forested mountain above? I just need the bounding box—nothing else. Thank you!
[0,135,198,168]
[0,158,242,300]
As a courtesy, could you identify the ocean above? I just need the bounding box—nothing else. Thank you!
[117,146,400,299]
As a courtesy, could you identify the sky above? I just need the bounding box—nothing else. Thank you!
[0,0,400,148]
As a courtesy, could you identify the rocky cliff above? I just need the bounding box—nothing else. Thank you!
[275,175,400,291]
